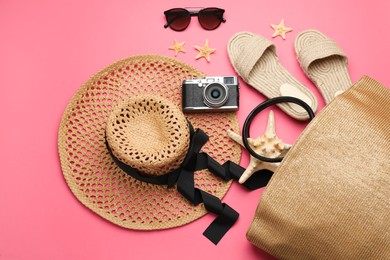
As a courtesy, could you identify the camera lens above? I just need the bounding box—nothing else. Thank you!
[211,89,221,98]
[203,83,229,108]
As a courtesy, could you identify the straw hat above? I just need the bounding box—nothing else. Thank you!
[58,55,241,230]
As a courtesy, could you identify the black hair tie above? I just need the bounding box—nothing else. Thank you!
[242,96,315,163]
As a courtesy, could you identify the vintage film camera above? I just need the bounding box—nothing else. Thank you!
[182,76,239,112]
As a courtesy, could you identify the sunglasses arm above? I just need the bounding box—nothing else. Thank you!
[215,13,226,23]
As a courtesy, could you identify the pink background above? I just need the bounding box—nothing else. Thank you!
[1,0,389,259]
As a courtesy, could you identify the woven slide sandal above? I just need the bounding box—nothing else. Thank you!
[228,31,318,121]
[295,29,352,104]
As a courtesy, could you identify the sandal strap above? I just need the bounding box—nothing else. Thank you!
[234,35,275,81]
[297,39,348,73]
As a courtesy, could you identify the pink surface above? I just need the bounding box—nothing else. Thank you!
[1,0,389,259]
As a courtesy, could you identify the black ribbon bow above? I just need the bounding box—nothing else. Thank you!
[106,124,273,244]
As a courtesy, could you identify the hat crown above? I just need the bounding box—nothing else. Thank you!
[106,94,190,176]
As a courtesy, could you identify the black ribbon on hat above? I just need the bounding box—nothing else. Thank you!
[106,122,273,245]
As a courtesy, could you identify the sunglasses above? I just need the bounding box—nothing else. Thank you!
[164,7,226,31]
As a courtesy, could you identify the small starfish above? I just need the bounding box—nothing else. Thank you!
[271,19,293,39]
[227,110,291,184]
[169,39,186,56]
[194,39,216,62]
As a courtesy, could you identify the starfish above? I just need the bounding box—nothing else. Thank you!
[227,110,291,184]
[194,39,216,62]
[169,39,186,56]
[271,19,293,39]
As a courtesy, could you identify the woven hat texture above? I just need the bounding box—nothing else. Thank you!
[106,95,190,176]
[58,55,241,230]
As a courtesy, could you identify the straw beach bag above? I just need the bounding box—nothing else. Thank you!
[247,76,390,259]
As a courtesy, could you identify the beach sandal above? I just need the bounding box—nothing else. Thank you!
[228,31,318,121]
[295,29,352,104]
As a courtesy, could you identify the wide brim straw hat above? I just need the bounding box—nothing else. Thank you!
[58,55,241,230]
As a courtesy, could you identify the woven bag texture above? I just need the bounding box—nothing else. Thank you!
[247,76,390,259]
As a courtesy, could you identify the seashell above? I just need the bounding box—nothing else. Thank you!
[227,110,291,184]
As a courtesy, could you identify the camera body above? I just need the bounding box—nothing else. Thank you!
[182,76,239,112]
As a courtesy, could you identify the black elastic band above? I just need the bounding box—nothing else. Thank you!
[242,96,315,163]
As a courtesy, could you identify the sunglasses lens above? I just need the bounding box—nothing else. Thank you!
[198,8,225,30]
[165,8,191,31]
